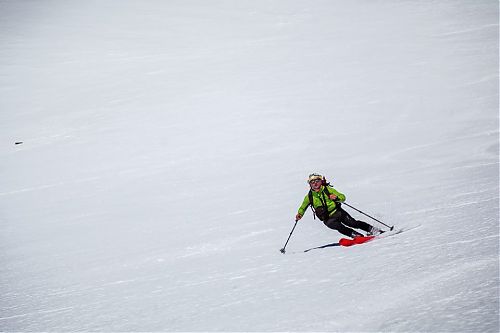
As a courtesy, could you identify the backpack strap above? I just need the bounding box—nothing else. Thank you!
[323,186,330,196]
[308,189,316,219]
[308,187,330,220]
[323,185,342,209]
[318,188,329,212]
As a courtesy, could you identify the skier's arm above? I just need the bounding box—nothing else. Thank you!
[296,195,310,220]
[328,186,346,202]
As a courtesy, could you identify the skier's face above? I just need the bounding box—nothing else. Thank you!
[309,179,322,190]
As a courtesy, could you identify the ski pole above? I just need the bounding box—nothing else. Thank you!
[342,202,394,231]
[280,220,298,254]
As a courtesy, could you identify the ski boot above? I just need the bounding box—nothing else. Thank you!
[368,226,385,236]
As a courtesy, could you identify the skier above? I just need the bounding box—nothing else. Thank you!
[295,173,383,238]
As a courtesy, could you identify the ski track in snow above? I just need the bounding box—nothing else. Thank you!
[0,0,498,332]
[435,23,499,36]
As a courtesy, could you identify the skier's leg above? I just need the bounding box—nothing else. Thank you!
[339,208,372,233]
[339,208,384,235]
[324,211,363,238]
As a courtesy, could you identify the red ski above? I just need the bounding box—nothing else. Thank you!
[303,225,422,252]
[338,235,375,247]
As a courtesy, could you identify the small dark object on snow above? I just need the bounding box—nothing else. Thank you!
[15,141,23,145]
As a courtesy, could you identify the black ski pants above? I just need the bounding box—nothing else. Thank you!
[323,207,373,237]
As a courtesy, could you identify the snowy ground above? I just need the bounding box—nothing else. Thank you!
[0,0,498,331]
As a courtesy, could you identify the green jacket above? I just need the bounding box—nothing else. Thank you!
[298,186,346,218]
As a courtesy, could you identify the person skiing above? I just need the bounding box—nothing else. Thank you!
[295,173,383,238]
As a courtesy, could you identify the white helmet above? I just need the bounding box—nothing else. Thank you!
[307,173,323,184]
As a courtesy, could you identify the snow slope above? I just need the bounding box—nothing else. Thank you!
[0,0,498,331]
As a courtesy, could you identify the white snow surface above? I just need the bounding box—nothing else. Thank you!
[0,0,498,332]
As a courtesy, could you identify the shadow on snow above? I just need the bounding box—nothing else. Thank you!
[303,242,341,252]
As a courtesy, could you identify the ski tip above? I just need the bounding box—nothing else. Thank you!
[339,235,375,247]
[339,238,354,247]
